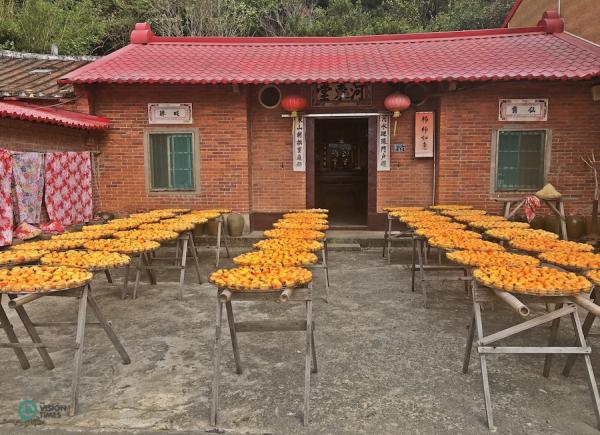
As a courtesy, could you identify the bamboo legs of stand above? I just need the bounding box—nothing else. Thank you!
[8,294,55,370]
[215,217,230,268]
[0,295,30,369]
[383,216,392,264]
[211,291,317,427]
[71,284,131,416]
[463,287,600,431]
[564,287,599,376]
[322,244,330,302]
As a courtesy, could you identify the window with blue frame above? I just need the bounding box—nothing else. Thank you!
[149,132,194,190]
[495,130,547,191]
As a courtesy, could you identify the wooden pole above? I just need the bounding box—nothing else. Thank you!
[571,294,600,317]
[218,289,233,303]
[492,289,530,317]
[8,293,44,309]
[280,288,296,302]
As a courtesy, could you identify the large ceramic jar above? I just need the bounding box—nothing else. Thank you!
[227,213,245,237]
[207,218,220,236]
[566,215,585,240]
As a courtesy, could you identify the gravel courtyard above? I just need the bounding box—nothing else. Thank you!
[0,247,599,434]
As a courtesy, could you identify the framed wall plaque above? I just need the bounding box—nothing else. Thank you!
[498,99,548,121]
[415,111,434,158]
[148,103,193,124]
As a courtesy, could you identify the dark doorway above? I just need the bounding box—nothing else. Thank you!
[313,118,369,226]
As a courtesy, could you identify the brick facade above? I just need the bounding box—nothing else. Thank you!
[438,81,600,215]
[2,80,598,228]
[90,84,250,215]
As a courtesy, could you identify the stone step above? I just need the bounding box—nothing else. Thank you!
[327,243,362,251]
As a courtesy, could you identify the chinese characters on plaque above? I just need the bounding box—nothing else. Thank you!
[312,83,372,106]
[498,99,548,121]
[414,111,434,158]
[292,117,306,172]
[148,103,193,124]
[377,114,390,171]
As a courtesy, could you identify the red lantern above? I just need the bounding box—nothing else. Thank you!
[384,93,411,135]
[281,94,308,117]
[281,94,308,134]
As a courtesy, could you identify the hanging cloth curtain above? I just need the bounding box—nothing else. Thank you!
[44,151,93,226]
[0,148,13,246]
[12,152,44,224]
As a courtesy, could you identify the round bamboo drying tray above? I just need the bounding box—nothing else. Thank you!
[0,265,93,293]
[209,266,313,291]
[473,266,592,297]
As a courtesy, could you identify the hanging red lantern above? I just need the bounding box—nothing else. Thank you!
[281,94,308,116]
[384,93,411,135]
[281,94,308,134]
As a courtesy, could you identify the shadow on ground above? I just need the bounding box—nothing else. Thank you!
[0,247,598,434]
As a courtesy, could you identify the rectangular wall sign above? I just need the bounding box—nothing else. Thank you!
[148,103,193,124]
[415,111,434,158]
[498,99,548,121]
[377,114,391,171]
[292,117,306,171]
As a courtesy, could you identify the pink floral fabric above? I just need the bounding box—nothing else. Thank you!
[12,152,44,224]
[44,152,93,225]
[0,149,13,246]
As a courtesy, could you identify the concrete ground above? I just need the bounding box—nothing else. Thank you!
[1,246,599,434]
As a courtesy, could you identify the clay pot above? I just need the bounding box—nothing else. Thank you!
[529,215,545,230]
[227,213,245,237]
[207,218,220,236]
[544,215,561,235]
[585,216,600,236]
[193,223,206,237]
[566,215,586,241]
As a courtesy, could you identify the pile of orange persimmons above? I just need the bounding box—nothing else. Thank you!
[386,204,595,296]
[210,209,328,291]
[0,208,231,292]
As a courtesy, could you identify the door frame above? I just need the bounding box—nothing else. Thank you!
[305,115,378,228]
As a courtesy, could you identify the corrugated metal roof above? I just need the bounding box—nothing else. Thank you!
[0,50,96,100]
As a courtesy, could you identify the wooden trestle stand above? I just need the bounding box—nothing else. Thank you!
[308,238,330,302]
[411,235,470,307]
[194,215,230,267]
[0,283,130,416]
[122,230,202,300]
[383,212,414,264]
[496,196,568,240]
[210,283,317,426]
[463,280,600,431]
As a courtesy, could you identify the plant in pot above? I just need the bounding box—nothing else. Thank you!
[582,152,600,242]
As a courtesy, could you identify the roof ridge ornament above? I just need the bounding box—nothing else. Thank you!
[130,23,155,44]
[537,10,564,34]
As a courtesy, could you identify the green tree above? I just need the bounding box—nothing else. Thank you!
[0,0,516,55]
[8,0,106,55]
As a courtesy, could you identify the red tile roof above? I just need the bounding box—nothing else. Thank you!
[0,101,110,130]
[59,15,600,86]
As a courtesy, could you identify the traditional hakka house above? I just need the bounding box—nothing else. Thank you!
[52,10,600,229]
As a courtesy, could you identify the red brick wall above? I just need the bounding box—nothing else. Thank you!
[248,84,306,212]
[438,81,600,215]
[90,84,250,214]
[375,83,435,211]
